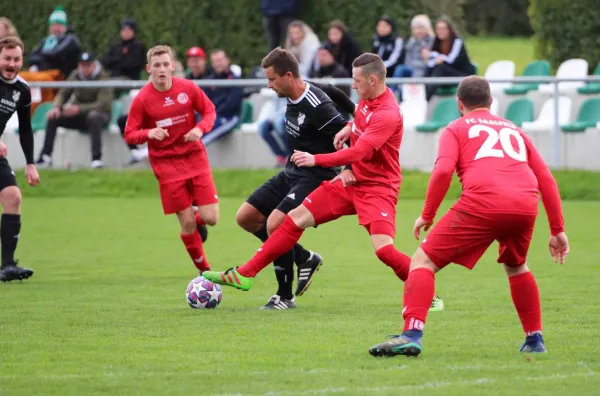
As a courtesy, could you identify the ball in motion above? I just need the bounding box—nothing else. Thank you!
[186,276,222,309]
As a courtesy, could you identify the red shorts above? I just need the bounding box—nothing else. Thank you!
[159,173,218,215]
[302,180,397,237]
[421,209,536,270]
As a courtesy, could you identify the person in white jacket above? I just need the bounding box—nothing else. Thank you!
[285,20,320,78]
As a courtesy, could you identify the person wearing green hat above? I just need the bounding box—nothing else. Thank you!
[29,5,81,78]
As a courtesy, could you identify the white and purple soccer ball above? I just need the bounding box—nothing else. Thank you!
[186,276,222,309]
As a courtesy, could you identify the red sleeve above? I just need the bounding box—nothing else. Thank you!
[124,95,149,145]
[360,110,399,150]
[525,134,565,234]
[421,128,459,222]
[314,138,375,167]
[192,84,216,133]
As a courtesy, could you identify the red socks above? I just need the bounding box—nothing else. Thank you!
[237,215,304,277]
[181,231,209,272]
[375,245,410,281]
[403,268,435,332]
[509,271,542,335]
[195,212,205,226]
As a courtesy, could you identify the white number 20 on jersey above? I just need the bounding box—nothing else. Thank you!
[468,125,527,162]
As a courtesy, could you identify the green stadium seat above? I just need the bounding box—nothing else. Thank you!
[415,98,460,132]
[504,98,534,127]
[561,98,600,133]
[110,101,123,126]
[30,102,54,132]
[504,60,551,95]
[236,100,254,129]
[577,64,600,95]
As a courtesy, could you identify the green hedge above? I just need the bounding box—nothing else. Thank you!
[463,0,532,36]
[15,169,600,200]
[529,0,600,70]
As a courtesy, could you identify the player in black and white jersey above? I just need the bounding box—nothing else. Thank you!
[0,37,41,282]
[236,48,355,309]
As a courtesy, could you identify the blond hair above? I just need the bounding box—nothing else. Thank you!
[146,45,173,64]
[411,14,434,37]
[0,18,19,38]
[0,36,24,54]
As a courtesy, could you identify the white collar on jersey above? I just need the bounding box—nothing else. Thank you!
[288,82,310,104]
[0,74,26,85]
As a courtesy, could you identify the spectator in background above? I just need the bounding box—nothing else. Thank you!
[185,46,208,79]
[202,49,243,145]
[29,6,81,78]
[36,52,113,169]
[424,17,475,100]
[0,17,19,39]
[309,42,350,96]
[171,47,186,78]
[102,19,146,81]
[372,16,403,77]
[261,0,297,50]
[392,14,434,101]
[256,97,289,167]
[327,20,363,76]
[284,20,319,78]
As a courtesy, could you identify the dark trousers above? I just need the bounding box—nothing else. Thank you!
[262,16,295,51]
[425,63,469,101]
[117,115,137,151]
[40,111,110,161]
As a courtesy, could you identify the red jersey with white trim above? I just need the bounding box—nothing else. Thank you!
[350,88,403,194]
[125,77,216,184]
[422,109,564,234]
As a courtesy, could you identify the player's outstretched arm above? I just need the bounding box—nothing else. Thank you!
[16,98,40,186]
[124,96,151,144]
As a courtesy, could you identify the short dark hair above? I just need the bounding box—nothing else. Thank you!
[0,36,24,54]
[457,76,492,109]
[352,53,386,81]
[261,47,300,78]
[211,48,227,57]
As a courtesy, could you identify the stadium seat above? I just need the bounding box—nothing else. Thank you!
[235,100,254,129]
[107,101,123,133]
[504,98,534,127]
[578,64,600,95]
[400,84,427,128]
[484,60,515,95]
[522,96,572,133]
[415,98,460,132]
[30,102,54,132]
[538,58,588,94]
[504,60,551,95]
[561,98,600,133]
[490,96,499,116]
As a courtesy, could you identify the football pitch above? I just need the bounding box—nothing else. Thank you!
[2,197,599,395]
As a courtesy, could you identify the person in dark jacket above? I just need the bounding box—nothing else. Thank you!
[326,20,363,76]
[202,49,243,145]
[371,16,403,78]
[102,19,146,81]
[261,0,298,50]
[424,17,476,100]
[309,42,350,96]
[29,6,81,78]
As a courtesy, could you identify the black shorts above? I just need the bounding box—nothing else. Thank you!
[247,171,327,218]
[0,158,17,191]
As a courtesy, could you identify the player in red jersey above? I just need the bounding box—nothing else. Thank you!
[369,76,570,358]
[125,45,218,274]
[203,54,443,311]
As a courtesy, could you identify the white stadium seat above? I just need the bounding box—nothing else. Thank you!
[538,58,588,94]
[490,96,499,116]
[484,60,515,95]
[522,96,572,133]
[400,84,427,128]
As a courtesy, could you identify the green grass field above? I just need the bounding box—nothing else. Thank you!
[1,196,599,395]
[466,37,534,76]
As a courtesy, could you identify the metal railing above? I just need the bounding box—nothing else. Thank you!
[27,76,600,168]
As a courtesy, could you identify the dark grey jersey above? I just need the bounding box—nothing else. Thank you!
[284,82,350,179]
[0,75,34,164]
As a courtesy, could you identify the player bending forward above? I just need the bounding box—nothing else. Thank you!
[203,53,443,311]
[369,76,569,358]
[0,37,40,282]
[236,48,357,310]
[125,45,217,274]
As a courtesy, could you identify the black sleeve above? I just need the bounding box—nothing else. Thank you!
[16,90,34,165]
[309,82,356,116]
[311,102,346,137]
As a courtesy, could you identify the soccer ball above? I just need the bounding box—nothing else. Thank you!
[186,276,222,309]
